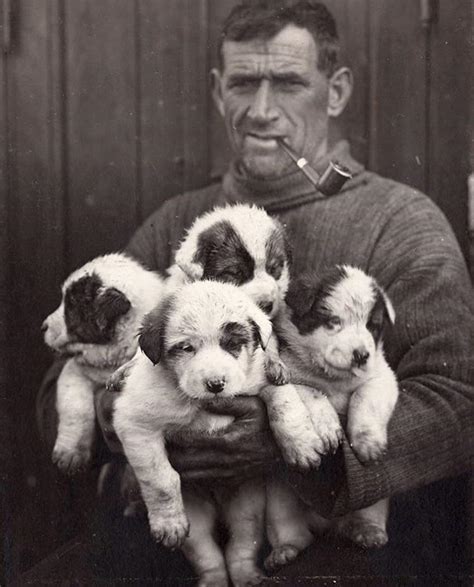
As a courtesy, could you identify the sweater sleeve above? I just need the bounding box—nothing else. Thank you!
[330,189,474,516]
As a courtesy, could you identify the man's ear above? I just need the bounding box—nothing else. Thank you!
[210,68,225,118]
[327,67,353,118]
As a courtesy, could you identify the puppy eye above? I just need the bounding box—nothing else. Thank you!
[169,342,195,355]
[267,260,284,279]
[325,317,341,330]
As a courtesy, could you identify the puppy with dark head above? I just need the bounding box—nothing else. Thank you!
[265,266,399,571]
[167,203,292,383]
[42,253,164,473]
[113,280,275,586]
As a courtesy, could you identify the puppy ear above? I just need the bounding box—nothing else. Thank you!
[138,296,174,365]
[285,274,317,318]
[378,286,396,325]
[95,287,131,332]
[248,308,273,350]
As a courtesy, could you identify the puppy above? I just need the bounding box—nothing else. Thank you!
[167,203,291,385]
[265,265,399,571]
[107,278,339,587]
[113,280,275,586]
[42,253,164,473]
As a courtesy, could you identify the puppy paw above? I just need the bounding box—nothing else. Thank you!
[264,544,299,571]
[197,570,229,587]
[149,512,190,549]
[264,357,290,386]
[278,430,322,469]
[311,411,344,455]
[350,427,387,463]
[229,564,265,587]
[52,444,91,474]
[336,519,388,549]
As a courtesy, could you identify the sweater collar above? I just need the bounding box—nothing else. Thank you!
[221,140,365,212]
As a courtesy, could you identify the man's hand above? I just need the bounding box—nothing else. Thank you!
[95,390,282,484]
[168,397,282,482]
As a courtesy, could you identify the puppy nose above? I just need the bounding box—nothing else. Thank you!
[205,378,225,394]
[353,349,370,367]
[41,321,48,333]
[258,301,273,315]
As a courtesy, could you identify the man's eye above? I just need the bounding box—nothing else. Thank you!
[228,78,258,91]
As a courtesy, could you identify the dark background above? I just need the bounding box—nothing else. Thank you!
[0,0,472,581]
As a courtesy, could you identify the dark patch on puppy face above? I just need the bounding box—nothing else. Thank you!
[219,321,251,358]
[367,287,392,344]
[193,220,255,285]
[265,225,291,280]
[286,267,348,335]
[65,273,131,344]
[139,296,175,365]
[249,319,267,350]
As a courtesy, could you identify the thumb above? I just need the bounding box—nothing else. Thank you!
[201,396,267,422]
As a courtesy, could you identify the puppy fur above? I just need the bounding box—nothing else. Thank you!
[265,265,399,571]
[166,203,292,385]
[43,253,164,473]
[113,281,275,586]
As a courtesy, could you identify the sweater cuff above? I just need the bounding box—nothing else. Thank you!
[332,441,392,517]
[285,440,392,519]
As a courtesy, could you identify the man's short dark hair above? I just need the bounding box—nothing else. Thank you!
[218,0,340,77]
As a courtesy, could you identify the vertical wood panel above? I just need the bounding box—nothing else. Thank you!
[368,0,427,191]
[324,0,369,164]
[182,0,210,191]
[6,0,68,572]
[208,0,238,180]
[139,0,185,220]
[66,0,137,268]
[428,0,470,255]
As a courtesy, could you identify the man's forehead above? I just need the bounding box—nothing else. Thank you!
[221,25,318,73]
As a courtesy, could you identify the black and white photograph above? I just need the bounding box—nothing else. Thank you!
[1,1,472,584]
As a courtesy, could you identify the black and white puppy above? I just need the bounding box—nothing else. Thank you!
[266,265,398,571]
[113,281,275,586]
[167,203,291,384]
[42,253,164,473]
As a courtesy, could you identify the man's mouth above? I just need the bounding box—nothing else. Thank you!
[245,133,283,149]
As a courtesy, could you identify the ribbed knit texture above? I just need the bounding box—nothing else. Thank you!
[37,141,474,517]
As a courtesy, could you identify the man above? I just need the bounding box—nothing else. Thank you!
[36,0,473,582]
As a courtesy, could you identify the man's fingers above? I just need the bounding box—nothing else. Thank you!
[201,396,268,426]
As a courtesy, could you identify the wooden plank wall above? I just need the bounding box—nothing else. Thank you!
[1,0,471,577]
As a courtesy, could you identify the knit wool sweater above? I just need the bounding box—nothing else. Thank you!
[124,140,474,517]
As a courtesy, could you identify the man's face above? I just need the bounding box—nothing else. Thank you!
[213,24,331,179]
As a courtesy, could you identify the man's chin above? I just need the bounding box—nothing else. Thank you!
[240,154,292,180]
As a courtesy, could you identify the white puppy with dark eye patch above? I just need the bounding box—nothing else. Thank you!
[42,253,164,473]
[113,280,288,586]
[167,203,291,385]
[265,265,399,571]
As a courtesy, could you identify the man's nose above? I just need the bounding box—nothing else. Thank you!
[247,80,278,123]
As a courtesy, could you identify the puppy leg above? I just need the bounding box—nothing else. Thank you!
[265,478,314,572]
[181,488,229,587]
[264,332,290,385]
[334,498,389,549]
[261,384,323,469]
[117,428,189,548]
[296,385,344,455]
[53,358,96,473]
[347,365,399,463]
[223,478,266,587]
